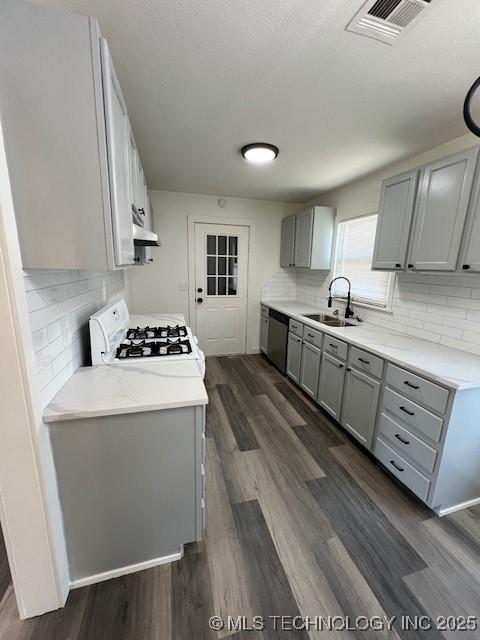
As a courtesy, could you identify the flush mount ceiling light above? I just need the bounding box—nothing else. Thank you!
[241,143,279,164]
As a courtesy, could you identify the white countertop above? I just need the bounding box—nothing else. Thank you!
[129,312,186,327]
[262,300,480,391]
[43,359,208,423]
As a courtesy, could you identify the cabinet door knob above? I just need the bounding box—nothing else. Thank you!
[395,263,401,268]
[197,297,203,303]
[407,264,414,269]
[463,264,471,270]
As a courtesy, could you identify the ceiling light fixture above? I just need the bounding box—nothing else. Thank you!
[241,143,279,164]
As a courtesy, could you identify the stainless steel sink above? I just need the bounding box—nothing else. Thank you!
[301,313,356,328]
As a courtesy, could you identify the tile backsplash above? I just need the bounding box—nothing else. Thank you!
[262,268,480,356]
[261,269,297,301]
[24,269,125,407]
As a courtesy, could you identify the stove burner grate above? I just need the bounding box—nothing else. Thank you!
[126,325,188,340]
[115,337,192,359]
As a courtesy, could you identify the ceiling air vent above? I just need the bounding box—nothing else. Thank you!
[346,0,434,45]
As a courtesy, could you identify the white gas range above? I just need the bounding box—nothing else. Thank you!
[89,299,205,377]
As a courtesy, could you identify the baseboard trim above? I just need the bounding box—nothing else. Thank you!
[70,548,183,589]
[435,497,480,517]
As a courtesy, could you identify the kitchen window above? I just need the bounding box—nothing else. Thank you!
[332,214,394,309]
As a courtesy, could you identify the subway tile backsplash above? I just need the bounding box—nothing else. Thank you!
[262,268,480,356]
[24,269,125,408]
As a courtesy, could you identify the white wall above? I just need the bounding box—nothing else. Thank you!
[125,190,300,352]
[288,131,480,355]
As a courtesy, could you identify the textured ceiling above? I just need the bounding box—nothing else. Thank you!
[31,0,480,201]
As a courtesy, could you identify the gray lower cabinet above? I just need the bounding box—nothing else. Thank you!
[317,352,346,420]
[300,342,321,398]
[341,367,381,449]
[49,405,205,584]
[286,332,302,384]
[260,316,269,354]
[280,215,296,267]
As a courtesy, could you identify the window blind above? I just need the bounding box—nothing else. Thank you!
[333,215,393,308]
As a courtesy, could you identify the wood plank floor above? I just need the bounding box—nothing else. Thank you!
[2,354,480,639]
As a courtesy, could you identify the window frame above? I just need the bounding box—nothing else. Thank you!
[332,213,395,313]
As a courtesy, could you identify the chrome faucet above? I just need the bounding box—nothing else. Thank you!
[328,277,354,319]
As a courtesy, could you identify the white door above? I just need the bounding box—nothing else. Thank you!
[194,223,249,356]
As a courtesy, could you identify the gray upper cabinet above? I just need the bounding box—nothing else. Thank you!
[341,367,380,450]
[101,38,134,267]
[372,170,419,271]
[372,146,480,273]
[300,342,321,398]
[317,352,345,420]
[294,209,314,268]
[281,207,335,270]
[0,2,149,270]
[280,215,296,267]
[408,147,479,271]
[460,171,480,272]
[286,333,302,384]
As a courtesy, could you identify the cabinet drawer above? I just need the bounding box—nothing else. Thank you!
[261,305,269,318]
[350,346,384,379]
[378,412,437,474]
[303,326,323,349]
[289,319,303,337]
[382,387,444,443]
[386,364,449,414]
[323,335,348,360]
[374,437,430,502]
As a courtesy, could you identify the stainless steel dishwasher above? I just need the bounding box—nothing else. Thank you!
[266,309,289,374]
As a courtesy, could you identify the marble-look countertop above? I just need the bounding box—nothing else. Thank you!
[129,312,186,327]
[43,359,207,424]
[262,300,480,391]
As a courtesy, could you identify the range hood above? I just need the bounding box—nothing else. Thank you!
[133,223,160,247]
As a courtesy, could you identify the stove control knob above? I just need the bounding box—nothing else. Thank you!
[197,297,203,303]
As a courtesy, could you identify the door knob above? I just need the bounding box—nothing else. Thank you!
[197,297,203,303]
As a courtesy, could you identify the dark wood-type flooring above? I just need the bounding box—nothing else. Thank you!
[1,354,480,639]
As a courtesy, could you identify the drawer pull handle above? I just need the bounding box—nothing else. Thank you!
[390,460,404,472]
[358,357,370,365]
[329,343,338,348]
[307,333,314,338]
[338,363,344,369]
[399,406,415,416]
[395,433,410,445]
[404,380,420,390]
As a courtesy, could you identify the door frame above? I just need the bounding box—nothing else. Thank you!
[0,123,68,617]
[187,214,254,355]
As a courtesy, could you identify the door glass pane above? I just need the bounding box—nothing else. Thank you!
[207,235,216,255]
[228,257,237,276]
[218,236,227,255]
[207,256,216,275]
[229,236,238,256]
[218,277,227,295]
[228,277,237,295]
[218,256,226,275]
[207,277,216,295]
